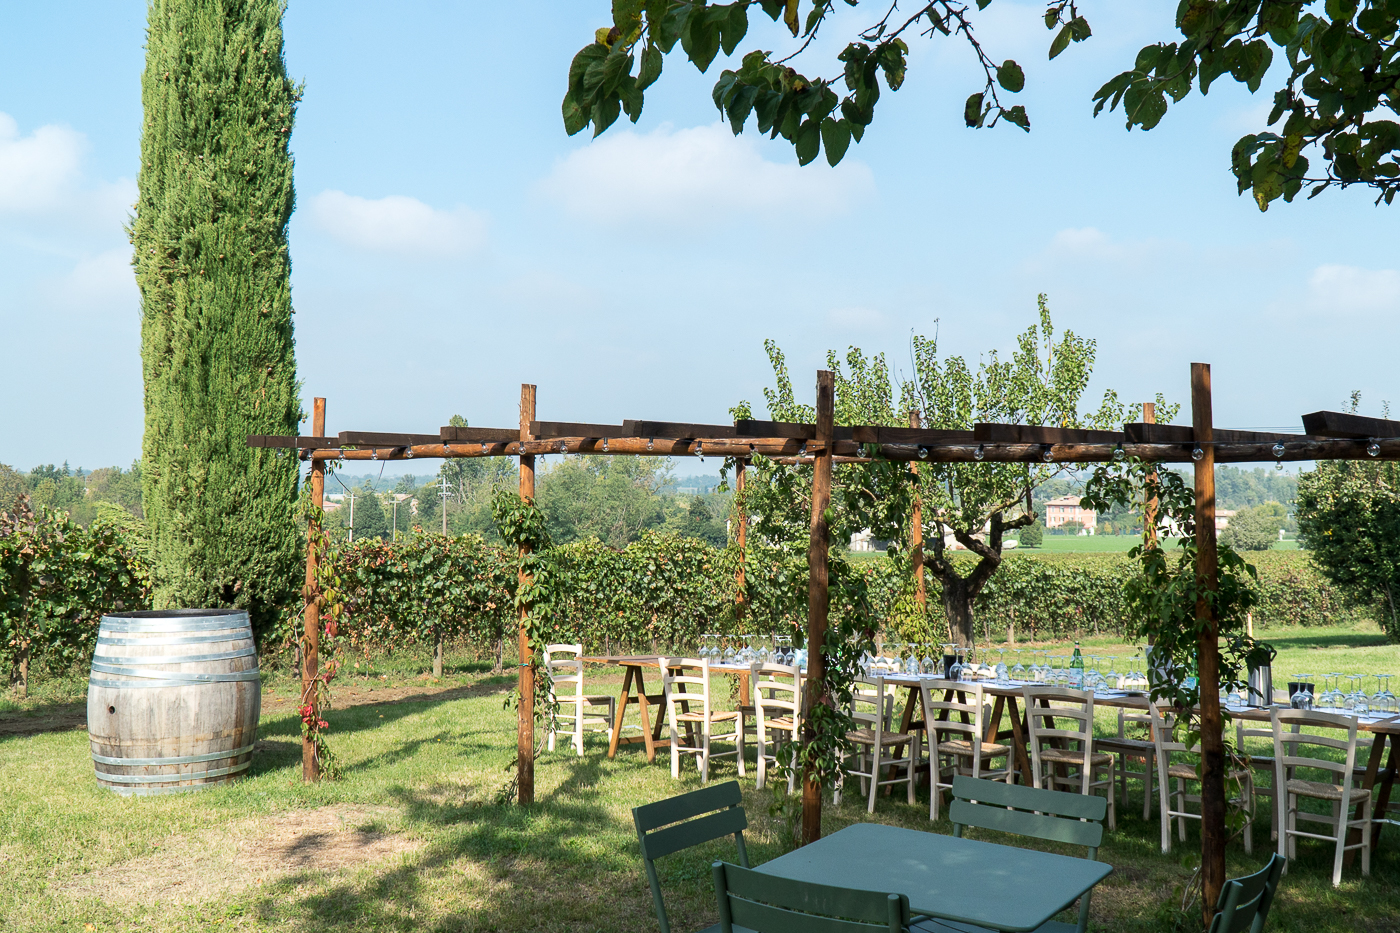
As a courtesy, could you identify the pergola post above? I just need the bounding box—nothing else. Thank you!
[908,411,926,619]
[1191,364,1226,922]
[801,370,835,845]
[517,384,537,805]
[735,458,747,622]
[1143,401,1158,548]
[302,396,326,782]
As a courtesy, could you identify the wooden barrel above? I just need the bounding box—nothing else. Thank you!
[87,609,260,795]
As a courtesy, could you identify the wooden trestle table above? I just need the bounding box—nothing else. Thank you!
[580,656,755,763]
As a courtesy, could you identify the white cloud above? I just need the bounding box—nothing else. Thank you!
[307,190,487,257]
[45,248,136,312]
[1307,264,1400,315]
[827,306,886,329]
[536,122,874,226]
[0,113,85,213]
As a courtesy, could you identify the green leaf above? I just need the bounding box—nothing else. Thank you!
[821,117,852,165]
[964,92,985,127]
[637,43,663,90]
[794,116,821,165]
[562,90,589,136]
[1003,105,1030,131]
[1049,24,1073,59]
[721,2,750,55]
[996,60,1025,93]
[684,13,722,72]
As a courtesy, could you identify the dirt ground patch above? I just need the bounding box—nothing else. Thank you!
[59,804,420,907]
[0,702,86,737]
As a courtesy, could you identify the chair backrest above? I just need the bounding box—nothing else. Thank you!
[1115,702,1153,740]
[1023,686,1096,791]
[633,781,750,933]
[712,861,910,933]
[1207,853,1285,933]
[750,662,801,731]
[948,775,1106,859]
[1270,708,1361,789]
[918,679,985,745]
[545,643,583,700]
[1148,701,1199,759]
[662,657,712,714]
[851,677,894,732]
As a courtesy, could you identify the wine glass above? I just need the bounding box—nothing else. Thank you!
[1293,674,1314,710]
[1377,674,1397,715]
[722,636,736,664]
[995,647,1009,685]
[1011,648,1026,681]
[921,644,937,677]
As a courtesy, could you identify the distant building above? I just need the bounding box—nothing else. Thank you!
[1044,495,1096,533]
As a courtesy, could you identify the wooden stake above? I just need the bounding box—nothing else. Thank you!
[801,370,835,846]
[909,411,925,615]
[1191,364,1226,924]
[302,397,326,782]
[517,384,537,806]
[735,459,747,622]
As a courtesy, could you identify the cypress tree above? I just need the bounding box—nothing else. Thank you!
[130,0,302,638]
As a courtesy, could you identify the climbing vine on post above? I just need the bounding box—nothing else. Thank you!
[491,488,558,805]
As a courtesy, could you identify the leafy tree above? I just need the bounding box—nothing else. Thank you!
[537,456,673,548]
[85,462,145,519]
[1221,501,1286,551]
[665,493,731,546]
[1296,460,1400,638]
[1212,465,1298,515]
[1019,521,1044,548]
[566,1,1400,208]
[27,465,85,517]
[0,466,27,515]
[741,295,1136,649]
[131,0,302,636]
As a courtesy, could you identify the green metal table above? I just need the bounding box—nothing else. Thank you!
[754,823,1112,933]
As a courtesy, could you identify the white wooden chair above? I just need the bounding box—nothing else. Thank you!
[747,661,802,792]
[1023,686,1117,830]
[838,675,917,812]
[661,657,744,783]
[1148,702,1253,855]
[918,679,1012,821]
[1271,707,1373,885]
[1096,702,1157,820]
[544,643,615,756]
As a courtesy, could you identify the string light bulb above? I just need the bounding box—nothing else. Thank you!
[647,437,654,451]
[370,448,378,461]
[1112,444,1125,462]
[973,444,985,461]
[1368,439,1381,457]
[602,437,609,452]
[1276,460,1284,471]
[695,440,703,458]
[558,440,567,454]
[1191,447,1204,462]
[481,442,489,453]
[405,447,414,459]
[748,443,756,456]
[1272,442,1286,458]
[1042,445,1054,463]
[799,442,808,457]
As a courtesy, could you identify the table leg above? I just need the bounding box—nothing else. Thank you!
[985,695,1006,745]
[1346,732,1398,863]
[635,667,659,763]
[608,665,637,759]
[1008,696,1033,785]
[1371,734,1398,849]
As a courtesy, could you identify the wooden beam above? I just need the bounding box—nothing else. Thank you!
[338,431,439,447]
[247,434,338,448]
[735,419,857,441]
[439,425,521,443]
[518,385,537,807]
[1192,363,1226,924]
[623,419,738,438]
[802,370,835,847]
[1301,409,1400,439]
[1143,403,1158,550]
[909,411,925,618]
[302,398,326,784]
[868,426,975,444]
[974,423,1126,445]
[528,420,623,438]
[1123,423,1299,444]
[735,460,747,623]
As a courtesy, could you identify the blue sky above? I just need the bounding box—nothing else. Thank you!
[2,2,1395,479]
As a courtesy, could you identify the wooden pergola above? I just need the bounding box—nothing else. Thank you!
[249,363,1400,913]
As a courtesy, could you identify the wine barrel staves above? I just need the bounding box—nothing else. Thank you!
[87,609,261,795]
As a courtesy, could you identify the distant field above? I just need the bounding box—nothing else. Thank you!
[848,535,1301,557]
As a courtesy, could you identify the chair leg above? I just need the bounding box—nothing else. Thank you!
[756,736,767,790]
[700,728,711,784]
[906,735,918,806]
[670,721,681,779]
[1362,797,1373,878]
[867,749,880,814]
[1331,804,1346,887]
[1242,775,1253,855]
[574,708,584,756]
[736,722,745,779]
[1176,780,1188,842]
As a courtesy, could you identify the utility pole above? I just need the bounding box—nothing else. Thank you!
[392,495,401,539]
[435,478,452,535]
[345,490,358,543]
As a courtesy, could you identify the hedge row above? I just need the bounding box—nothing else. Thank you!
[316,534,1368,659]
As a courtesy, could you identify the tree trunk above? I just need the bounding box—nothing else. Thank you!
[14,643,29,699]
[940,573,975,650]
[433,629,444,677]
[492,631,504,674]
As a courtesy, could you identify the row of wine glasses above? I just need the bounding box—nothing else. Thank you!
[1290,672,1397,715]
[697,633,798,667]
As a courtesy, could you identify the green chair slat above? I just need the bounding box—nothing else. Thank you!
[948,799,1104,850]
[635,780,744,832]
[1206,854,1285,933]
[951,774,1107,822]
[715,862,909,933]
[643,807,750,861]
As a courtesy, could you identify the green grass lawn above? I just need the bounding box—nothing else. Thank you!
[2,637,1397,933]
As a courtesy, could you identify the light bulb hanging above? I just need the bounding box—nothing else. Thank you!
[1368,439,1381,457]
[647,437,654,451]
[1112,444,1124,462]
[918,446,928,460]
[1272,442,1285,458]
[1191,447,1204,462]
[558,440,567,454]
[1042,445,1054,463]
[799,442,808,457]
[602,437,609,452]
[973,444,985,461]
[695,440,703,458]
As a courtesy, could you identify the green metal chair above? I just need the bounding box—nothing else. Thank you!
[1207,854,1285,933]
[712,861,916,933]
[633,781,753,933]
[914,775,1108,933]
